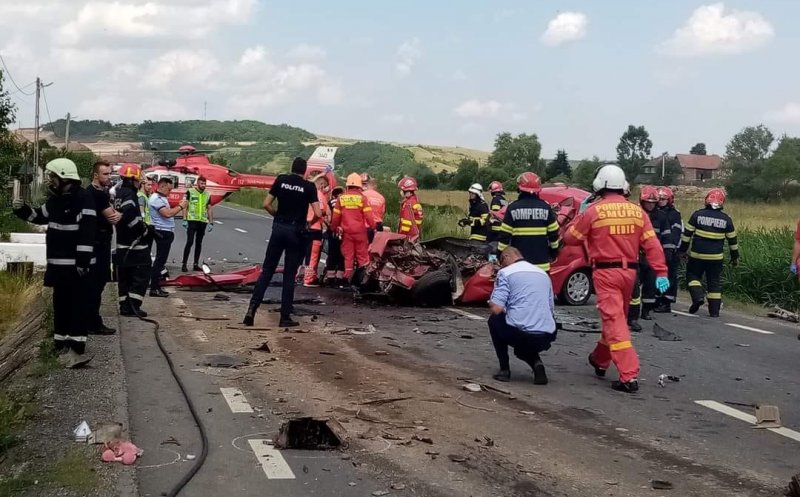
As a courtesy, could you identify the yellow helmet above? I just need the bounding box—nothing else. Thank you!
[45,158,80,181]
[346,173,363,188]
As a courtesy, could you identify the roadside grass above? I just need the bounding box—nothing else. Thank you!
[0,446,98,496]
[0,272,41,340]
[0,390,35,457]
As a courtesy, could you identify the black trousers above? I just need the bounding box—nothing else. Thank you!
[249,222,305,318]
[182,221,207,267]
[686,257,723,303]
[118,263,150,310]
[367,222,384,244]
[640,261,658,307]
[324,232,344,273]
[488,313,556,371]
[151,230,175,290]
[629,268,641,321]
[661,251,680,303]
[89,240,112,330]
[53,278,91,354]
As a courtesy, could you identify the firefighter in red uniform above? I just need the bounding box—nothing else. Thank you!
[303,174,330,287]
[397,176,423,241]
[564,165,669,393]
[331,173,376,281]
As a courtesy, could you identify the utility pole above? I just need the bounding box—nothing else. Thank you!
[203,100,207,120]
[64,112,71,149]
[661,152,667,179]
[33,77,40,191]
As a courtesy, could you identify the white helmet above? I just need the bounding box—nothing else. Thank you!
[468,183,483,195]
[592,165,626,193]
[45,158,81,181]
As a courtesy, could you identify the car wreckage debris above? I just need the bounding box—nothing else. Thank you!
[274,417,347,450]
[653,323,682,341]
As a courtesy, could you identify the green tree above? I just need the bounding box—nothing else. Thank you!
[1,70,29,233]
[487,132,542,177]
[452,158,480,191]
[545,149,571,180]
[724,125,777,201]
[616,125,652,182]
[725,125,774,165]
[690,143,707,155]
[573,156,602,190]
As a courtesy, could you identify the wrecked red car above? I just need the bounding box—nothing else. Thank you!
[357,185,593,307]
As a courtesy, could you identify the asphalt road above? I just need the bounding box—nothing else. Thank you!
[123,202,800,496]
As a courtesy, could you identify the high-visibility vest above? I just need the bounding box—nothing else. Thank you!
[186,188,210,222]
[137,192,152,225]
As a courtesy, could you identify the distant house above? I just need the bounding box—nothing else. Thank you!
[675,154,722,182]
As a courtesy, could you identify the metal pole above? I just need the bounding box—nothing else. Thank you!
[661,153,665,179]
[65,112,71,149]
[33,77,40,191]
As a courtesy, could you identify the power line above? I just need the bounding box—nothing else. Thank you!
[40,85,61,138]
[0,52,35,96]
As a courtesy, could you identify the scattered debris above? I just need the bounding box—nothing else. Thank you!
[605,480,619,486]
[555,312,602,333]
[160,436,180,446]
[334,371,344,380]
[519,410,536,416]
[274,417,347,450]
[657,374,681,387]
[101,439,142,465]
[462,383,482,393]
[768,306,799,323]
[455,395,496,413]
[374,350,390,356]
[190,316,229,321]
[203,353,245,368]
[360,396,414,406]
[735,343,751,348]
[372,491,390,496]
[653,323,682,341]
[754,405,782,429]
[651,480,674,490]
[460,334,474,339]
[185,454,196,461]
[412,434,433,444]
[213,293,231,301]
[227,326,272,331]
[73,421,91,443]
[89,422,123,444]
[319,351,336,356]
[786,473,800,497]
[448,454,468,463]
[391,483,406,490]
[253,342,271,353]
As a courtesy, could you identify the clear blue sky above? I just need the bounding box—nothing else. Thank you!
[1,1,799,159]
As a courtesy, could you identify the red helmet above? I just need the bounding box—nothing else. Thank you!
[118,163,142,181]
[705,188,725,208]
[639,185,659,203]
[398,176,418,192]
[516,172,541,194]
[657,186,674,203]
[489,181,504,193]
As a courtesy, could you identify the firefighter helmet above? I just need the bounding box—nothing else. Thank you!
[489,181,504,193]
[45,158,80,181]
[657,186,674,203]
[592,165,626,192]
[516,172,542,194]
[639,185,659,203]
[705,188,726,209]
[346,173,363,188]
[468,183,483,195]
[118,163,142,181]
[398,176,418,192]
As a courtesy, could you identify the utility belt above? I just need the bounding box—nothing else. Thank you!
[593,260,639,270]
[275,217,307,227]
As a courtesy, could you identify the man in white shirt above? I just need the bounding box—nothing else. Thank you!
[488,247,558,385]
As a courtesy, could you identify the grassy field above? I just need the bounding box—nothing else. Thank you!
[0,272,40,338]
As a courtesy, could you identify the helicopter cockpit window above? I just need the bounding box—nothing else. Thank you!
[185,176,196,188]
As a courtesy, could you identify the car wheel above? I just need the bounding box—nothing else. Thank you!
[411,270,454,307]
[560,269,592,306]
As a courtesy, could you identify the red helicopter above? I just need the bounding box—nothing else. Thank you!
[114,144,338,208]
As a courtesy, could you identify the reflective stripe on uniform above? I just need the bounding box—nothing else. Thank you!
[82,208,96,216]
[40,204,49,218]
[120,200,136,209]
[48,258,76,265]
[641,230,655,241]
[499,223,513,234]
[412,204,422,209]
[663,243,677,249]
[707,292,722,299]
[609,340,632,352]
[688,280,703,287]
[726,230,737,239]
[48,222,79,231]
[76,245,93,253]
[592,218,644,229]
[53,334,88,343]
[629,297,641,305]
[535,262,550,271]
[400,219,412,225]
[512,227,547,236]
[568,225,585,240]
[695,229,725,240]
[128,293,144,302]
[547,221,559,232]
[128,217,141,228]
[498,242,508,251]
[642,298,657,304]
[690,251,723,261]
[27,211,38,222]
[470,234,487,241]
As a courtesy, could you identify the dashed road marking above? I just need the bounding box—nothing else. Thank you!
[220,387,254,413]
[249,439,296,479]
[695,400,800,443]
[234,228,248,233]
[725,323,774,335]
[214,220,223,225]
[672,310,698,318]
[217,204,273,220]
[446,308,483,321]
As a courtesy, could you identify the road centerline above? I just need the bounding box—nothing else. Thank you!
[725,323,774,335]
[672,310,698,318]
[249,439,296,479]
[234,228,248,233]
[220,387,254,413]
[695,400,800,443]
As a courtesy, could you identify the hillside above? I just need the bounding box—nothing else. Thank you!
[25,119,489,175]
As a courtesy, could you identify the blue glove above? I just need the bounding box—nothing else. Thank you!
[488,254,498,263]
[207,223,213,233]
[579,196,592,213]
[182,220,188,229]
[655,276,670,294]
[791,263,797,275]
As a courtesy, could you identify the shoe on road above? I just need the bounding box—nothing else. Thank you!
[628,320,642,333]
[304,279,321,288]
[689,301,703,314]
[61,350,93,369]
[242,314,254,326]
[181,264,188,272]
[193,265,202,272]
[611,380,639,393]
[493,369,511,382]
[532,362,548,385]
[279,317,300,328]
[588,354,607,378]
[149,288,170,298]
[89,323,116,335]
[653,303,671,313]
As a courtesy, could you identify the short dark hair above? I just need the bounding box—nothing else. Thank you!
[158,177,173,186]
[197,176,207,183]
[291,157,307,175]
[93,160,111,174]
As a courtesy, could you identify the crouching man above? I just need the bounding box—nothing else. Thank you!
[487,247,557,385]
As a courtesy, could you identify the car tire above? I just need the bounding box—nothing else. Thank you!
[559,269,592,306]
[411,270,454,307]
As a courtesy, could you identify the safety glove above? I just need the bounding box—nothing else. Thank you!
[655,276,670,294]
[207,224,213,233]
[182,220,188,229]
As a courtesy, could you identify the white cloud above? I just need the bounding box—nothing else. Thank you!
[396,37,422,75]
[765,103,800,125]
[661,3,774,57]
[143,50,220,89]
[455,99,503,119]
[541,12,588,47]
[287,44,327,61]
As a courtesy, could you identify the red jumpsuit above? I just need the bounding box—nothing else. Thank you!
[563,193,667,383]
[398,195,423,241]
[303,188,329,285]
[331,188,376,279]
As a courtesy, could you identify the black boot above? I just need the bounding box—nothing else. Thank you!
[120,301,135,316]
[493,369,511,382]
[653,301,671,313]
[279,315,300,328]
[611,380,639,393]
[132,305,147,318]
[689,300,704,314]
[628,320,642,333]
[193,264,202,272]
[588,354,606,377]
[181,264,188,272]
[708,299,722,318]
[532,361,548,385]
[242,303,258,326]
[641,303,653,320]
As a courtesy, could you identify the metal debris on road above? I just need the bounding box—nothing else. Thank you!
[213,293,230,301]
[391,483,406,490]
[657,374,681,387]
[360,396,414,406]
[754,405,782,429]
[274,417,347,450]
[319,351,336,356]
[448,454,468,463]
[372,491,391,496]
[462,383,482,393]
[374,350,390,356]
[73,421,92,443]
[203,353,245,368]
[653,323,682,341]
[554,311,602,333]
[253,341,271,352]
[459,334,474,339]
[455,395,496,413]
[412,434,434,444]
[768,306,799,323]
[651,480,674,490]
[787,473,800,497]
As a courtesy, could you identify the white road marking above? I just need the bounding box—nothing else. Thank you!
[446,308,484,321]
[672,310,698,318]
[214,220,223,225]
[725,323,774,335]
[192,330,208,343]
[695,400,800,443]
[249,439,296,479]
[234,228,248,233]
[217,204,273,220]
[220,387,254,413]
